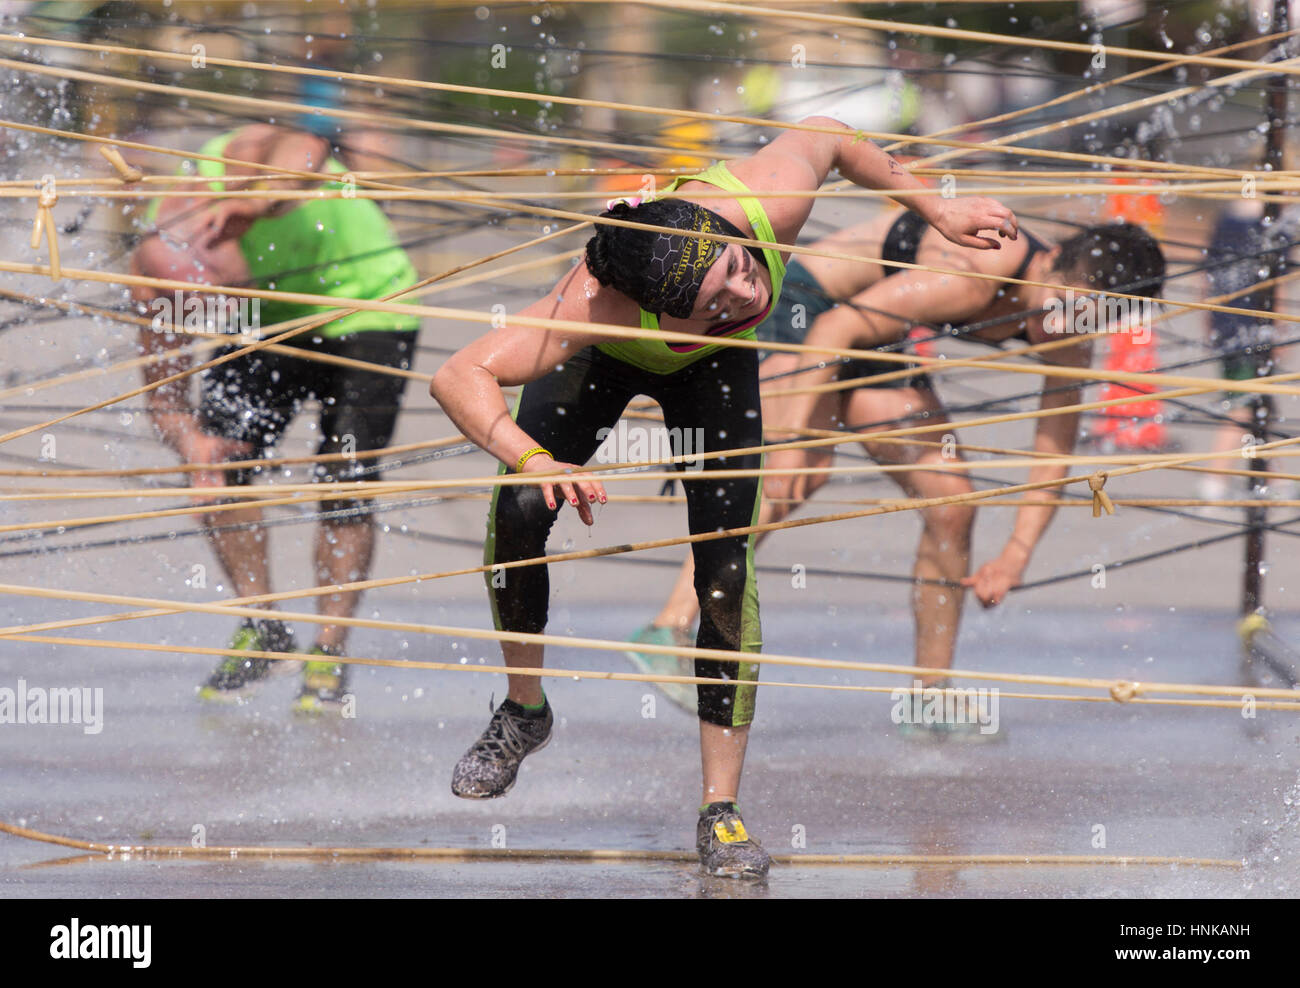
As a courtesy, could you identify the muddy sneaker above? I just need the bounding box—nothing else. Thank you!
[198,618,296,702]
[696,802,770,880]
[624,624,697,714]
[451,697,553,799]
[293,645,350,715]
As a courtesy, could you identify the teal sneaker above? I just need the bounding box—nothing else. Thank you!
[624,624,697,714]
[893,678,1006,743]
[293,645,351,715]
[198,618,297,702]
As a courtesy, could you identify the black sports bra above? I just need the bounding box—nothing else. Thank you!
[881,210,1047,343]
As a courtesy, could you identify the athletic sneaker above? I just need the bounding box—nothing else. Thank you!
[451,697,553,799]
[198,618,297,702]
[624,624,697,714]
[293,645,350,715]
[897,719,1007,743]
[894,678,1006,743]
[696,802,770,880]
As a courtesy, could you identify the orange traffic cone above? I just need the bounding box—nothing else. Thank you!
[1093,330,1167,452]
[1105,176,1165,240]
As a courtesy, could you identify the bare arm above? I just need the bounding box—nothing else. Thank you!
[769,264,997,433]
[726,116,1017,250]
[198,128,333,246]
[963,341,1091,606]
[429,263,619,522]
[130,252,200,455]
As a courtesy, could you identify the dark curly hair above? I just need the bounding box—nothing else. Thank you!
[585,200,671,297]
[1051,221,1166,298]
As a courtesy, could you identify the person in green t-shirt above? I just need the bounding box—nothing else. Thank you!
[131,124,419,715]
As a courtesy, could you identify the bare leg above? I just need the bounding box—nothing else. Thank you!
[848,385,972,687]
[501,641,546,707]
[909,483,973,684]
[312,516,376,652]
[204,503,274,605]
[700,721,749,804]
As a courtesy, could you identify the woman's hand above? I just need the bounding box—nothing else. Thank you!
[960,542,1029,608]
[926,197,1019,251]
[521,453,607,527]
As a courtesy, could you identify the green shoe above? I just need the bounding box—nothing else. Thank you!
[198,618,297,702]
[624,624,697,715]
[293,645,350,715]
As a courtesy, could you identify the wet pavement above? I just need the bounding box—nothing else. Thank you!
[2,595,1297,898]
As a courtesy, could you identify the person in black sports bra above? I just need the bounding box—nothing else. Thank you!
[834,210,1050,383]
[630,213,1165,737]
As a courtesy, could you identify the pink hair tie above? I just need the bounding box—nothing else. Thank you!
[605,195,643,211]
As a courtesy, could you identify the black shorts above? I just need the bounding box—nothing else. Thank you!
[839,355,933,391]
[199,330,415,488]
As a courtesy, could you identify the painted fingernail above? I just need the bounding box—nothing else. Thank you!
[570,497,578,505]
[599,496,607,504]
[588,494,595,502]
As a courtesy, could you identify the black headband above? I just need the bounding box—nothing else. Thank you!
[619,199,761,319]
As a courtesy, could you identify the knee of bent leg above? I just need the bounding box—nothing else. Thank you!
[692,548,749,610]
[762,470,796,507]
[491,483,557,542]
[924,500,974,549]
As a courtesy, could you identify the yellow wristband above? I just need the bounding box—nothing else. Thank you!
[515,446,551,473]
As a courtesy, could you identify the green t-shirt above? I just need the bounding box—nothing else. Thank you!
[149,131,419,338]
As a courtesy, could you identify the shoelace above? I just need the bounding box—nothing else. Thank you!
[472,708,531,760]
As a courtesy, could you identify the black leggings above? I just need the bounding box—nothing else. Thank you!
[485,345,764,727]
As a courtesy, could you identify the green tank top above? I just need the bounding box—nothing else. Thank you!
[149,131,419,338]
[596,162,786,375]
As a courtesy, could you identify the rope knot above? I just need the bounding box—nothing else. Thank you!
[1109,680,1140,703]
[1089,470,1115,517]
[30,179,60,281]
[98,145,143,185]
